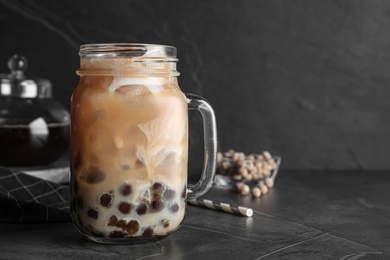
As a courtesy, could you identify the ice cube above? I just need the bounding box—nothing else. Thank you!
[114,84,152,98]
[29,117,48,136]
[108,77,164,94]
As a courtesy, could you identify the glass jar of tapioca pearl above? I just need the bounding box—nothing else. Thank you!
[70,43,217,244]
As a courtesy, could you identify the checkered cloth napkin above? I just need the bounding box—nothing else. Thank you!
[0,166,71,223]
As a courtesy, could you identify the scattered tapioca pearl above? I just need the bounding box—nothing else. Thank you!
[161,219,170,228]
[251,187,262,198]
[142,227,154,236]
[108,215,118,226]
[87,208,99,219]
[240,184,250,196]
[118,202,132,214]
[109,230,127,238]
[99,192,113,207]
[169,203,179,213]
[265,177,274,188]
[163,189,175,201]
[136,202,147,215]
[120,183,132,196]
[259,183,269,195]
[151,198,165,213]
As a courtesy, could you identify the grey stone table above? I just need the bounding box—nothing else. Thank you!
[0,170,388,259]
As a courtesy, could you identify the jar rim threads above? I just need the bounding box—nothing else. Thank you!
[77,43,179,77]
[79,43,178,60]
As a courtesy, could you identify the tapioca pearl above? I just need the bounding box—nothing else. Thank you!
[150,198,165,213]
[116,219,139,235]
[125,220,140,235]
[87,208,99,219]
[99,192,113,207]
[108,215,118,226]
[151,182,164,195]
[136,202,148,215]
[161,219,170,228]
[79,165,106,184]
[116,219,127,230]
[152,193,163,200]
[163,188,175,201]
[142,227,154,236]
[118,202,133,214]
[169,203,179,213]
[120,183,132,196]
[265,177,274,188]
[109,230,127,238]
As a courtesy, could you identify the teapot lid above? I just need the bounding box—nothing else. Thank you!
[0,55,52,98]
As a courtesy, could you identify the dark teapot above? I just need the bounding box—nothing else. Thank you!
[0,55,69,167]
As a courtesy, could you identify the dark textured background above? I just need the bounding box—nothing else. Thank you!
[1,0,390,170]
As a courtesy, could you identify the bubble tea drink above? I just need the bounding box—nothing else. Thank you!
[70,44,217,244]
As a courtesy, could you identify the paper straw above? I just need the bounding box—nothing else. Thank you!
[187,198,253,217]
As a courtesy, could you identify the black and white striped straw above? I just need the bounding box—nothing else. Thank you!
[187,198,253,217]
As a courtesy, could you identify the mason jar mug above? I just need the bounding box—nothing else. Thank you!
[70,43,217,244]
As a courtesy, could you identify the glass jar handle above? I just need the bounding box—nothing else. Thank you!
[185,93,217,199]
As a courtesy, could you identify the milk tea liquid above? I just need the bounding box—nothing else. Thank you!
[70,57,188,240]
